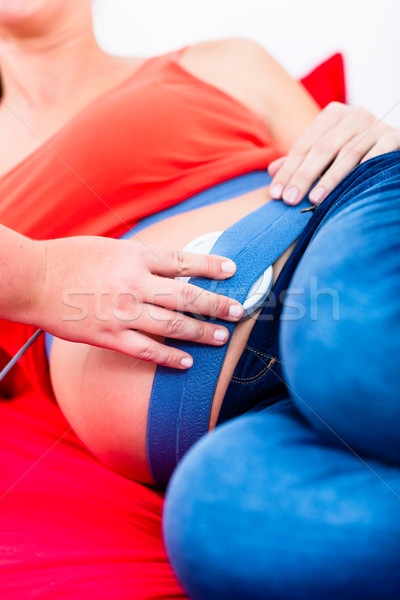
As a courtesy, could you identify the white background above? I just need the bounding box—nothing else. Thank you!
[93,0,400,128]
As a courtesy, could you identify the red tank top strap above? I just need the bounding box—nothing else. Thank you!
[135,46,189,80]
[168,45,190,62]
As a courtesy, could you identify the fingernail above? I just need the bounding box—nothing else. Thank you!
[270,183,284,199]
[229,303,244,320]
[180,357,193,369]
[283,186,299,205]
[309,186,326,204]
[214,329,229,342]
[221,260,236,274]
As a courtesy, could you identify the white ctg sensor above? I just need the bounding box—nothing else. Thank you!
[178,231,274,320]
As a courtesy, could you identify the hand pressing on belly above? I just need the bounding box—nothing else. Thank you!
[31,235,243,368]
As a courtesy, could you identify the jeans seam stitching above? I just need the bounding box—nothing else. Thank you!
[246,344,283,364]
[231,355,277,384]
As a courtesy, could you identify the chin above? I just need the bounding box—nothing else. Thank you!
[0,0,45,22]
[0,0,76,28]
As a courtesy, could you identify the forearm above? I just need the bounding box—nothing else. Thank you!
[0,224,45,325]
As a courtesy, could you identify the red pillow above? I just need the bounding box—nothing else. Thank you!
[300,53,346,108]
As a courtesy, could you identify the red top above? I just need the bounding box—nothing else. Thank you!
[0,47,280,243]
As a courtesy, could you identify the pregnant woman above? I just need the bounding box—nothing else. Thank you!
[1,1,399,599]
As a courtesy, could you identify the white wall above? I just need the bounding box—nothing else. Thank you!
[93,0,400,127]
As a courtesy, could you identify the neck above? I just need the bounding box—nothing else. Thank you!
[0,5,107,110]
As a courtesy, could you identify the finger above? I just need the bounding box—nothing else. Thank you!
[268,156,286,178]
[280,106,381,205]
[309,120,393,204]
[282,116,371,205]
[360,130,400,164]
[307,133,377,203]
[127,302,231,346]
[150,247,237,279]
[115,329,195,369]
[145,275,244,322]
[270,102,349,199]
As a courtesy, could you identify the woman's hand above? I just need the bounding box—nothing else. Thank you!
[268,102,400,205]
[11,234,242,370]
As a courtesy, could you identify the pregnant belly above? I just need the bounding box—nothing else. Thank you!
[49,186,293,485]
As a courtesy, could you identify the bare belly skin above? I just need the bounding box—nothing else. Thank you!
[50,187,294,485]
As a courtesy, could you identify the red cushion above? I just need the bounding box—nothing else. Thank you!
[0,386,186,600]
[300,53,346,108]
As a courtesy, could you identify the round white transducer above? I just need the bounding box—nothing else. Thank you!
[178,230,274,320]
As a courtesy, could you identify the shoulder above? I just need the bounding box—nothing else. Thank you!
[178,38,320,152]
[178,38,275,121]
[183,37,270,67]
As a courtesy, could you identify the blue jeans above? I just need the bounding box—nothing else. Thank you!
[163,152,400,600]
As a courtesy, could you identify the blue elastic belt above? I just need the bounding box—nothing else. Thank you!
[147,197,314,488]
